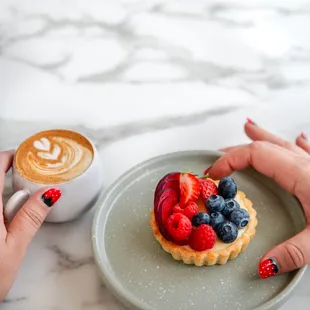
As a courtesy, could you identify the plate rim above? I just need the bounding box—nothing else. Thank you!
[91,150,308,310]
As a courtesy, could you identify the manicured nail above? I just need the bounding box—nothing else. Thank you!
[301,132,307,140]
[41,188,62,207]
[259,258,279,279]
[203,166,212,176]
[246,117,256,125]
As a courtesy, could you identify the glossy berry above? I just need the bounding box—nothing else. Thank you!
[230,209,250,229]
[189,224,216,251]
[222,199,240,217]
[218,177,237,199]
[165,213,192,241]
[210,212,225,229]
[173,201,199,221]
[206,195,225,213]
[216,221,238,243]
[259,258,279,279]
[200,179,218,201]
[192,212,210,227]
[179,173,201,207]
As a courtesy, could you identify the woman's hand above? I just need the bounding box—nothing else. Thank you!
[0,151,61,300]
[208,120,310,279]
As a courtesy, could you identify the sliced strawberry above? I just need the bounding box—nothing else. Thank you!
[200,178,218,201]
[179,173,200,207]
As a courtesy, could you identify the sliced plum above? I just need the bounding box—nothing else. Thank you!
[159,190,178,224]
[153,172,181,242]
[154,180,180,208]
[154,172,180,198]
[155,189,178,241]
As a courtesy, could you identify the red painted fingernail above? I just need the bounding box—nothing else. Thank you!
[259,258,279,279]
[246,117,256,125]
[41,188,62,207]
[301,132,307,140]
[203,166,212,176]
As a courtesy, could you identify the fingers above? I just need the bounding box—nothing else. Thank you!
[0,150,14,236]
[245,122,308,156]
[258,226,310,279]
[296,132,310,154]
[0,150,14,197]
[209,141,308,198]
[6,188,61,255]
[220,145,245,153]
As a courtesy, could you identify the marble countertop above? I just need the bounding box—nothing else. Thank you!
[1,0,310,309]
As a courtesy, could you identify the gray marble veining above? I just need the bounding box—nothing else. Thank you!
[1,0,310,309]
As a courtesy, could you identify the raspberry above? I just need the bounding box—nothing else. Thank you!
[200,179,218,201]
[173,201,199,220]
[165,213,192,241]
[189,224,216,251]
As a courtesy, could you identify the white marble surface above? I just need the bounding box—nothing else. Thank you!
[1,0,310,309]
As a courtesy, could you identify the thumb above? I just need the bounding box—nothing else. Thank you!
[258,226,310,279]
[6,188,61,253]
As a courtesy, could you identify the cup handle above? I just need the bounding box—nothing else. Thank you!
[5,189,31,222]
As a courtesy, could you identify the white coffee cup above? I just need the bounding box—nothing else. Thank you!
[5,129,103,223]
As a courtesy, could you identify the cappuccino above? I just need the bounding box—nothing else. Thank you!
[15,129,94,184]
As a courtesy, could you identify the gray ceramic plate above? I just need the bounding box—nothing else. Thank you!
[91,150,307,310]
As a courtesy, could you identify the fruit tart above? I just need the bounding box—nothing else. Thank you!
[150,172,258,266]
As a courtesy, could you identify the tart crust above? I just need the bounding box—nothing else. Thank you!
[150,190,258,266]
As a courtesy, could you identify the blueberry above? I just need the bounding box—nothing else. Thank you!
[218,177,237,199]
[230,209,250,229]
[206,195,225,213]
[222,199,240,217]
[192,212,210,227]
[210,212,225,229]
[216,221,238,243]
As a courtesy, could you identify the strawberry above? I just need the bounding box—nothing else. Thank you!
[179,173,200,207]
[200,179,218,201]
[189,224,216,251]
[173,201,199,221]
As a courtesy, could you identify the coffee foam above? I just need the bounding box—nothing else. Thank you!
[15,130,94,184]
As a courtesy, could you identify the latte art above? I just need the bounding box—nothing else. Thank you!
[30,137,87,176]
[15,130,94,184]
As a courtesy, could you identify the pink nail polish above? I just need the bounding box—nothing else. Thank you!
[246,117,256,125]
[301,132,307,140]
